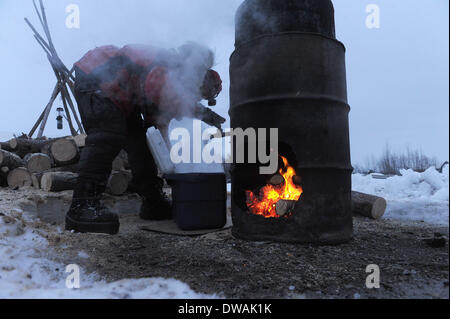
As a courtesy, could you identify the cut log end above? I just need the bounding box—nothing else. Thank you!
[7,167,32,189]
[371,197,388,220]
[275,199,296,217]
[106,171,130,196]
[25,153,53,173]
[50,139,79,166]
[41,172,78,192]
[0,150,24,171]
[352,191,387,220]
[8,138,18,150]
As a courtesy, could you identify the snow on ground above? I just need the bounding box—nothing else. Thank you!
[353,165,449,226]
[0,206,216,299]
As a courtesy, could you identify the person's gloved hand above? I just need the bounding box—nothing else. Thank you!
[193,104,226,131]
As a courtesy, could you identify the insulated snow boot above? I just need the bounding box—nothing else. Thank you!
[65,180,120,234]
[139,178,172,221]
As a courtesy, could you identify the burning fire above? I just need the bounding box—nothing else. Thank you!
[246,156,303,218]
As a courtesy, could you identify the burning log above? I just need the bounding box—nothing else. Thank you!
[47,139,79,166]
[0,150,24,170]
[7,167,33,188]
[352,191,387,220]
[246,157,303,218]
[269,174,301,187]
[268,174,284,186]
[41,171,78,192]
[24,153,53,173]
[106,171,131,196]
[275,200,296,217]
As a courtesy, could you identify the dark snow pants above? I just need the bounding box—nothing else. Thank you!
[73,88,160,199]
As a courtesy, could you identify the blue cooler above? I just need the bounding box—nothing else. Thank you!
[165,173,227,231]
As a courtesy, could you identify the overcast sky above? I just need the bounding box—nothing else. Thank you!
[0,0,448,164]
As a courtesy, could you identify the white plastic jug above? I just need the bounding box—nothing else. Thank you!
[146,127,175,175]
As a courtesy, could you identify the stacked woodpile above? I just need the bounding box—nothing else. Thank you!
[0,134,131,196]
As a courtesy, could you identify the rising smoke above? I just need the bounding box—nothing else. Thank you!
[158,41,216,126]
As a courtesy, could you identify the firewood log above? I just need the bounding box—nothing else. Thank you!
[0,141,16,152]
[112,150,129,171]
[67,134,87,148]
[31,172,42,189]
[41,171,78,192]
[0,150,24,170]
[268,174,302,186]
[7,167,32,188]
[0,167,9,187]
[112,156,125,171]
[275,200,296,216]
[48,139,79,166]
[106,171,131,196]
[31,163,80,189]
[8,137,54,158]
[268,174,284,186]
[24,153,53,173]
[352,191,387,220]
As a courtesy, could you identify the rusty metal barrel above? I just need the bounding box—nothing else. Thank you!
[230,0,353,244]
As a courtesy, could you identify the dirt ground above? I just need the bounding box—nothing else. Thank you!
[2,188,449,299]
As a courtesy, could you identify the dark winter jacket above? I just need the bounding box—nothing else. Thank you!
[73,45,183,128]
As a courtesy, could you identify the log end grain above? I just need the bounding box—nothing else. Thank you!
[7,167,32,188]
[50,139,79,166]
[25,153,53,173]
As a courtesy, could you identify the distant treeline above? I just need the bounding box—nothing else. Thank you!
[354,145,447,175]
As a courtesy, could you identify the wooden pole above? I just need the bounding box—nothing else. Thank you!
[37,85,60,138]
[61,83,85,134]
[24,18,52,53]
[26,0,81,137]
[38,0,56,56]
[60,86,77,136]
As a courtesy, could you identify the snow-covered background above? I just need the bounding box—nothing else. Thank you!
[353,165,449,226]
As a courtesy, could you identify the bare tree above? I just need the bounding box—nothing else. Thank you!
[355,144,440,175]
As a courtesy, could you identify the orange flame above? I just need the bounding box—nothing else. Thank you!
[246,157,303,218]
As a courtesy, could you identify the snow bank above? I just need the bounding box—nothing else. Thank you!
[353,166,449,226]
[0,209,216,299]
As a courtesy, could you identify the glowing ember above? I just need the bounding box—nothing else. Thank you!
[246,156,303,218]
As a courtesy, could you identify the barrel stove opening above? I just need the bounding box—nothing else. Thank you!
[232,141,301,218]
[229,0,353,244]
